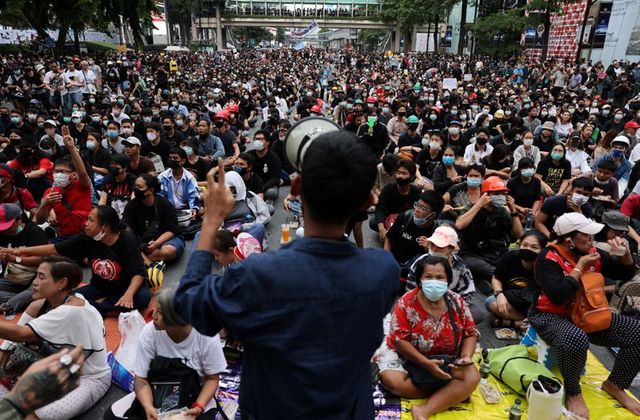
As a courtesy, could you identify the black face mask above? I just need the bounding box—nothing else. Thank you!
[110,167,122,177]
[396,176,411,186]
[397,112,406,118]
[519,248,538,263]
[9,138,20,146]
[476,137,488,146]
[167,160,181,170]
[133,188,148,199]
[214,120,224,128]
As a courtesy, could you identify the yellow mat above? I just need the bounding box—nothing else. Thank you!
[400,350,639,419]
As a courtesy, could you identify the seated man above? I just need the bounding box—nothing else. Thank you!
[370,159,421,242]
[193,119,225,166]
[593,136,631,197]
[123,174,185,265]
[0,203,47,313]
[384,190,445,266]
[34,133,91,240]
[535,177,594,238]
[9,136,53,202]
[157,147,200,216]
[248,130,282,202]
[123,137,156,177]
[455,176,523,295]
[99,154,136,219]
[233,152,264,199]
[0,164,37,216]
[586,158,619,203]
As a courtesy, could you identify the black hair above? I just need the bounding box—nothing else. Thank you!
[138,173,160,192]
[465,163,486,176]
[419,190,445,214]
[197,119,211,127]
[213,230,236,252]
[107,120,121,129]
[54,156,76,171]
[169,147,187,160]
[110,153,130,168]
[381,153,399,174]
[414,256,453,285]
[596,159,616,172]
[237,152,255,166]
[146,122,162,133]
[396,159,417,178]
[95,205,121,231]
[517,157,535,170]
[301,130,377,225]
[476,128,491,138]
[571,176,594,192]
[42,256,83,291]
[254,129,271,142]
[520,230,548,248]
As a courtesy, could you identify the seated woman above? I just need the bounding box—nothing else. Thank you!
[408,225,486,324]
[485,230,548,328]
[0,257,111,419]
[432,147,465,195]
[122,174,185,265]
[16,206,151,317]
[442,163,485,217]
[531,212,640,418]
[481,144,511,180]
[8,136,53,203]
[375,256,480,420]
[106,287,227,420]
[223,171,270,244]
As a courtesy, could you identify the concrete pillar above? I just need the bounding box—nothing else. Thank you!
[216,2,223,50]
[393,25,401,52]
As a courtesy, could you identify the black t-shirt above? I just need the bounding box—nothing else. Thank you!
[162,131,185,148]
[244,172,264,195]
[248,150,282,190]
[128,157,156,177]
[540,195,592,232]
[101,173,136,217]
[493,250,535,290]
[534,136,555,154]
[415,149,442,180]
[184,156,210,182]
[141,139,172,165]
[386,211,436,264]
[122,195,181,240]
[0,223,48,249]
[507,176,542,208]
[55,231,146,293]
[459,207,513,264]
[374,183,421,224]
[397,132,422,149]
[535,159,571,193]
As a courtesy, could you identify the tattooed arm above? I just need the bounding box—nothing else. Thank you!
[4,346,84,418]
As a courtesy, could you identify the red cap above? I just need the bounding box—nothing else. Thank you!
[310,105,321,113]
[624,120,640,129]
[366,96,376,104]
[481,176,509,193]
[214,111,229,121]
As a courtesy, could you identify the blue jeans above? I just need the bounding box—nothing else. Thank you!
[74,283,152,317]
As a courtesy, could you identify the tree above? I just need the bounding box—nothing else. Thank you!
[233,27,273,47]
[470,7,527,56]
[358,29,386,51]
[166,0,198,45]
[276,27,285,44]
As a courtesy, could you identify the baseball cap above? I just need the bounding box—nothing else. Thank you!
[553,212,604,236]
[0,203,21,231]
[601,211,629,231]
[624,120,640,129]
[122,137,141,147]
[611,136,630,147]
[43,119,57,127]
[71,111,82,118]
[427,225,459,249]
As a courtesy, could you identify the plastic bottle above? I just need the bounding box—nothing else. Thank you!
[508,398,522,420]
[593,241,627,256]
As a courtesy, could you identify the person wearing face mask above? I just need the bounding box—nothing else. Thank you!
[371,159,421,242]
[375,256,479,418]
[512,129,541,170]
[160,116,185,147]
[455,176,523,295]
[157,148,201,216]
[169,97,189,118]
[122,174,185,266]
[396,115,422,156]
[8,137,54,202]
[383,191,444,265]
[415,133,444,182]
[19,205,151,317]
[602,107,627,134]
[387,105,408,146]
[588,159,620,203]
[212,111,240,166]
[534,142,572,196]
[142,122,172,167]
[109,104,129,125]
[102,121,125,154]
[39,120,63,150]
[565,136,592,177]
[232,153,264,200]
[506,157,543,220]
[34,133,91,240]
[82,131,111,188]
[408,225,483,324]
[180,138,210,184]
[530,213,640,419]
[0,203,48,314]
[192,120,225,166]
[0,164,37,215]
[535,177,595,238]
[247,130,282,202]
[462,128,493,165]
[486,230,548,329]
[595,136,631,196]
[98,154,136,219]
[7,111,34,136]
[3,130,23,162]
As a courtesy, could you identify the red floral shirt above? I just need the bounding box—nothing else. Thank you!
[387,289,476,356]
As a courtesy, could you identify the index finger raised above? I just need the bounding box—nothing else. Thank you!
[216,158,225,188]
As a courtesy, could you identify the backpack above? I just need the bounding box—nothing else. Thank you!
[146,356,200,413]
[551,244,612,333]
[489,344,560,396]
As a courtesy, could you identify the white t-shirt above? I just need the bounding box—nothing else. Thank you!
[133,323,226,380]
[463,142,493,165]
[4,294,110,379]
[63,69,85,94]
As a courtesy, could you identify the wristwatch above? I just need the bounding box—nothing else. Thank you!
[14,256,21,264]
[494,290,504,297]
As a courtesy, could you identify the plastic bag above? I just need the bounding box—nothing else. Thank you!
[114,310,146,371]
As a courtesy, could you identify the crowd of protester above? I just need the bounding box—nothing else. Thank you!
[0,47,639,418]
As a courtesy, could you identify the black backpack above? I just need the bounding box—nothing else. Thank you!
[147,356,200,413]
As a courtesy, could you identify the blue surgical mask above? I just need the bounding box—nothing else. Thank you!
[491,195,507,208]
[421,279,449,301]
[107,129,119,139]
[442,156,455,166]
[611,149,624,159]
[551,152,563,160]
[521,168,535,177]
[466,178,482,188]
[181,146,193,156]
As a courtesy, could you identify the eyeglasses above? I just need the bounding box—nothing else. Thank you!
[413,202,431,212]
[54,169,73,174]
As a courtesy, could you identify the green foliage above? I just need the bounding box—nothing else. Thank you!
[470,7,526,56]
[233,27,274,46]
[276,27,285,44]
[358,29,386,49]
[381,0,457,34]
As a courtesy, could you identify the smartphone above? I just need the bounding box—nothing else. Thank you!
[453,359,474,366]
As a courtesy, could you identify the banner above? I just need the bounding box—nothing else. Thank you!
[592,2,612,48]
[290,20,320,38]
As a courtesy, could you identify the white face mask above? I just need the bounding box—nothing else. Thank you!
[524,138,534,146]
[53,172,71,188]
[92,227,106,241]
[147,133,157,141]
[571,192,589,206]
[253,140,265,151]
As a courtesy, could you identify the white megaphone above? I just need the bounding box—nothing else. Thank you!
[283,117,340,171]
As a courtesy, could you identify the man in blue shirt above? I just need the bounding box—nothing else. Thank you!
[175,130,399,419]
